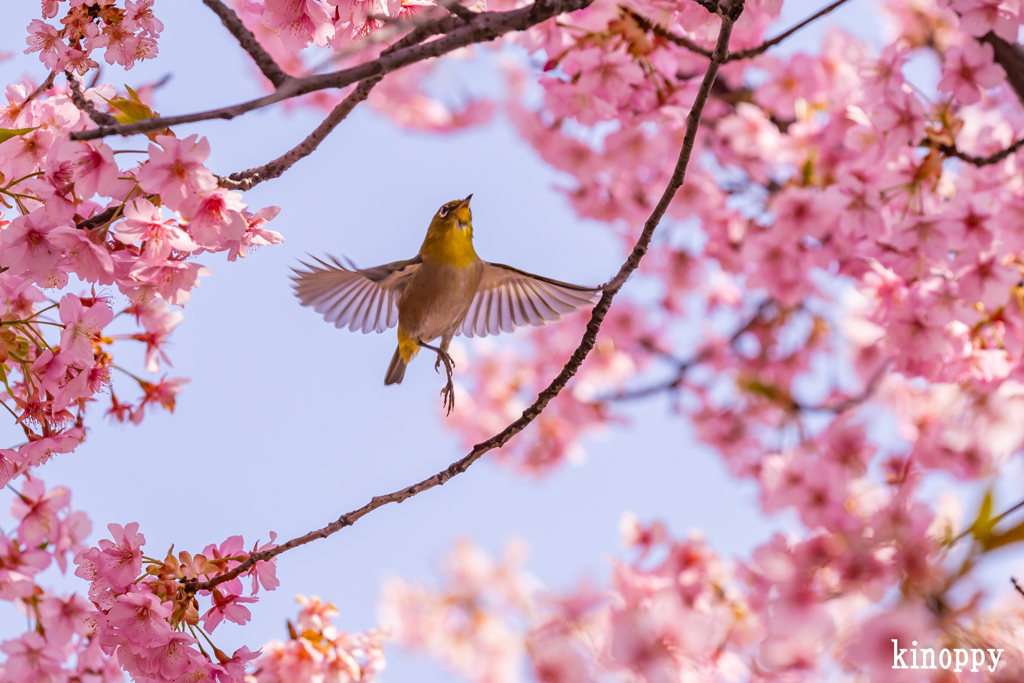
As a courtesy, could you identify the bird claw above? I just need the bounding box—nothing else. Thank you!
[418,341,456,414]
[434,353,455,373]
[435,350,456,415]
[440,379,455,415]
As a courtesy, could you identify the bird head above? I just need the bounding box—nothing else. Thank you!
[429,195,473,235]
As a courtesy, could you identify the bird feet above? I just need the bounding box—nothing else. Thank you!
[419,341,456,415]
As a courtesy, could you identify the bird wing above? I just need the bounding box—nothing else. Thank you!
[291,255,422,333]
[458,262,603,338]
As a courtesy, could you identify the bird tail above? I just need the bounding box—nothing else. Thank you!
[385,347,407,385]
[385,330,420,385]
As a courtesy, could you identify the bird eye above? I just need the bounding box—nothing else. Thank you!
[439,206,450,218]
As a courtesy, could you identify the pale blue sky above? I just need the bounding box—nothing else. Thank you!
[0,2,981,682]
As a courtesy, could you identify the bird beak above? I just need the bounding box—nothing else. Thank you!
[454,194,472,224]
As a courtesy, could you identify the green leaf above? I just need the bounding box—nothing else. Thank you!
[0,127,39,144]
[982,518,1024,551]
[107,85,155,125]
[971,490,995,542]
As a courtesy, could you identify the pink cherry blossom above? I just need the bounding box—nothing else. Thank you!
[133,134,218,208]
[58,293,113,368]
[937,40,1007,105]
[115,197,198,261]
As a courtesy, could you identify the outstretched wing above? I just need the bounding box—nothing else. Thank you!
[291,255,422,333]
[459,262,602,338]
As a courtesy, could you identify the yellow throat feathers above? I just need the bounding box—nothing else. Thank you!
[419,222,477,268]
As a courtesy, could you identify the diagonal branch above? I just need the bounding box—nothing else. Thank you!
[980,32,1024,106]
[75,205,122,230]
[793,358,890,414]
[70,0,594,142]
[938,137,1024,167]
[216,15,445,191]
[65,72,119,127]
[218,79,380,190]
[623,8,711,58]
[188,0,744,595]
[202,0,290,88]
[626,0,851,63]
[605,299,773,402]
[725,0,851,61]
[24,71,57,105]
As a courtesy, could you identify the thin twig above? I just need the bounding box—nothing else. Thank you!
[24,71,57,105]
[217,17,443,190]
[188,1,743,595]
[70,0,595,141]
[440,0,479,22]
[64,72,118,127]
[75,205,122,231]
[1013,577,1024,600]
[218,79,380,190]
[626,0,851,63]
[726,0,851,61]
[938,137,1024,167]
[952,497,1024,545]
[795,358,891,414]
[605,299,772,402]
[202,0,290,88]
[623,9,712,58]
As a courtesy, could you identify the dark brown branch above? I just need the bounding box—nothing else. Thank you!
[64,72,118,127]
[202,0,290,88]
[938,137,1024,167]
[440,0,479,22]
[70,0,594,142]
[981,32,1024,106]
[75,205,122,230]
[216,16,449,191]
[24,71,56,105]
[218,79,379,190]
[188,2,742,595]
[627,0,851,63]
[624,8,711,58]
[1013,577,1024,599]
[726,0,851,61]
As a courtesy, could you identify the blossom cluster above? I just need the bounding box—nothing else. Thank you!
[381,524,1024,682]
[1,479,284,683]
[27,0,163,73]
[2,2,294,680]
[251,595,387,683]
[8,0,1024,679]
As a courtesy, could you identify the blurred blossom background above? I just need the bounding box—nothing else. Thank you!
[1,1,1020,681]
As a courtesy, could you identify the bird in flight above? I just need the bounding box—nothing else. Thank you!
[292,195,603,413]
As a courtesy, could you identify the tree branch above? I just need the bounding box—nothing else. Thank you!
[70,0,594,142]
[440,0,479,22]
[938,137,1024,167]
[793,358,890,414]
[626,0,851,63]
[623,8,711,58]
[218,79,380,190]
[24,71,57,105]
[75,204,123,230]
[981,32,1024,106]
[65,72,119,127]
[605,299,773,402]
[202,0,290,88]
[216,14,450,191]
[726,0,851,61]
[187,1,743,595]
